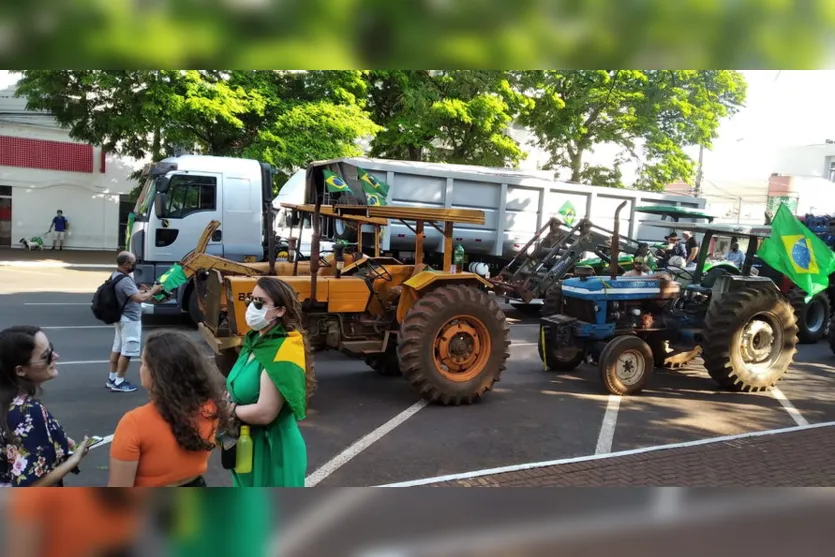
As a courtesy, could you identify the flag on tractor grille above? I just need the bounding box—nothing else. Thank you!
[756,203,835,298]
[323,169,351,193]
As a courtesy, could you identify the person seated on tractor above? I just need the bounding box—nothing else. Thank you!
[724,241,745,268]
[622,255,652,277]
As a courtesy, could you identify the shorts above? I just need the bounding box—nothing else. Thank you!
[53,231,66,241]
[112,319,142,358]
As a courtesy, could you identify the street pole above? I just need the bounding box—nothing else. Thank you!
[694,144,704,198]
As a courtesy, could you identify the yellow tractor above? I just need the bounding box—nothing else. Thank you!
[177,201,511,406]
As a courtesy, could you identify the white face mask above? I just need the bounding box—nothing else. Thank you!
[245,303,272,331]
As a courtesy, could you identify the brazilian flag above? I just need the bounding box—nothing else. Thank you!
[757,203,835,298]
[357,167,390,197]
[323,169,351,194]
[152,263,189,302]
[242,325,308,420]
[358,170,388,206]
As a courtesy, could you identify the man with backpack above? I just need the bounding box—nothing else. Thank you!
[93,251,163,392]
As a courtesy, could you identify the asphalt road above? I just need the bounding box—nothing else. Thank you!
[2,262,835,489]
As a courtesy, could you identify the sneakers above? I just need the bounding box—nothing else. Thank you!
[108,380,138,393]
[105,379,116,389]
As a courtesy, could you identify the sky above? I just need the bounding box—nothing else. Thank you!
[2,69,834,191]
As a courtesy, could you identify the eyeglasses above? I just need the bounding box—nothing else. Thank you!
[246,297,273,311]
[31,342,55,366]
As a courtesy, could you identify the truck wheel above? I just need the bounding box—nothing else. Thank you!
[397,284,510,405]
[599,336,653,395]
[187,287,205,325]
[364,345,402,376]
[788,287,830,343]
[702,285,798,392]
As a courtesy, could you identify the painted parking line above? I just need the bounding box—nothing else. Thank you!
[305,399,429,487]
[771,387,810,427]
[595,395,622,455]
[376,420,835,487]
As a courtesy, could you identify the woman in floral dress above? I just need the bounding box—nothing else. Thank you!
[0,325,91,487]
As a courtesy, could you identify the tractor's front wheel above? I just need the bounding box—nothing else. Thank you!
[789,287,831,344]
[599,336,654,395]
[702,286,798,392]
[397,285,510,405]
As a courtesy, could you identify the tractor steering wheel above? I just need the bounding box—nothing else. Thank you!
[365,258,393,282]
[666,265,695,282]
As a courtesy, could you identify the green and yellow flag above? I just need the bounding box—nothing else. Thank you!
[357,167,390,197]
[323,169,351,193]
[242,325,308,420]
[757,203,835,298]
[152,263,190,301]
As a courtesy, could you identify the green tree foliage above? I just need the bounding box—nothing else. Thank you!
[15,70,379,187]
[364,71,531,167]
[1,1,833,69]
[518,70,746,190]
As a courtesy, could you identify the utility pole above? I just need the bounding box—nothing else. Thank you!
[693,144,704,198]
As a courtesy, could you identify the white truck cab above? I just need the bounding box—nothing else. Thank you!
[127,155,299,321]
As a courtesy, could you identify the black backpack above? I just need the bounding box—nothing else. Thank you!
[91,272,131,324]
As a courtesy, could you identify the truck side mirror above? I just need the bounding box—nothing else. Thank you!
[156,176,171,194]
[154,193,167,219]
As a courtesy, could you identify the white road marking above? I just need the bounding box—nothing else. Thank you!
[305,399,429,487]
[510,341,538,347]
[771,387,809,426]
[275,489,382,557]
[377,419,835,487]
[595,394,621,454]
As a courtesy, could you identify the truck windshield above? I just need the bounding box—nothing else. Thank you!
[133,177,156,221]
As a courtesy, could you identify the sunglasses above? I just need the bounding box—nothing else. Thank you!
[32,342,55,366]
[246,297,271,311]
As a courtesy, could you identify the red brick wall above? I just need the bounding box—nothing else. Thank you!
[0,135,93,173]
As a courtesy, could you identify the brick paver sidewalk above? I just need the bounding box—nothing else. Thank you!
[428,425,835,487]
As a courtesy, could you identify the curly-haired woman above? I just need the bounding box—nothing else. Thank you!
[107,330,229,487]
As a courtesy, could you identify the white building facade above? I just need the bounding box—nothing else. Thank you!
[768,143,835,216]
[0,86,143,251]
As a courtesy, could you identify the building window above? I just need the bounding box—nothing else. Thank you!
[829,161,835,182]
[163,175,217,219]
[0,186,11,197]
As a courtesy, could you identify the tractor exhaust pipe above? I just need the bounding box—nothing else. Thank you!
[610,201,628,279]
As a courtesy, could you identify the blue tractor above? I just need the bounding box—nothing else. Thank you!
[539,221,799,395]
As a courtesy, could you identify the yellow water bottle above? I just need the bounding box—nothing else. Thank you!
[235,425,253,474]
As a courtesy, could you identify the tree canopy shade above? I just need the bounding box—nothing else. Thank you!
[14,69,746,193]
[516,70,746,190]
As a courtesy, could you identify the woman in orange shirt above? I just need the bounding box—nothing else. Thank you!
[108,330,228,487]
[4,488,147,557]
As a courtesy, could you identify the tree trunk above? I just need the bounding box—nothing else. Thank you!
[407,145,423,161]
[569,148,583,182]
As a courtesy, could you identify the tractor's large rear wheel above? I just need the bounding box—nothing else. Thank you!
[702,286,798,392]
[397,285,510,405]
[788,287,830,344]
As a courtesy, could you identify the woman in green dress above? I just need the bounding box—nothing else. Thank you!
[225,276,315,487]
